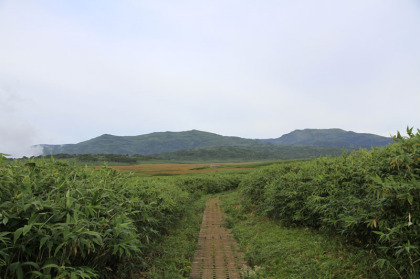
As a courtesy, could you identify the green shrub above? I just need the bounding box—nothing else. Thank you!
[175,173,242,194]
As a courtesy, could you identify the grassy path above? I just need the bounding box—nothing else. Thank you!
[219,190,386,279]
[190,197,246,279]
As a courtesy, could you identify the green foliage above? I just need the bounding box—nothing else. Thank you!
[220,190,381,278]
[174,173,242,195]
[240,128,420,278]
[29,153,152,166]
[0,157,245,278]
[153,145,343,162]
[0,159,190,278]
[145,195,208,278]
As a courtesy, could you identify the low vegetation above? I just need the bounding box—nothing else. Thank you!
[144,195,208,278]
[20,154,158,166]
[220,190,380,278]
[239,127,420,278]
[111,162,269,176]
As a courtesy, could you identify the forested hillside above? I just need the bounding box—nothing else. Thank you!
[38,129,392,156]
[40,130,259,155]
[262,128,392,149]
[152,145,343,162]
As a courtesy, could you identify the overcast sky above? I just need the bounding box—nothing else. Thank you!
[1,0,420,157]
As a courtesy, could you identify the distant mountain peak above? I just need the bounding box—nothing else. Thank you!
[262,128,392,149]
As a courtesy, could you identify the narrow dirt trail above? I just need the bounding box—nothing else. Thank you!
[190,197,246,279]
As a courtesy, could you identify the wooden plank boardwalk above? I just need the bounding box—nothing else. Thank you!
[190,197,246,279]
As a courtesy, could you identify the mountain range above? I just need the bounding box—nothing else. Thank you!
[261,128,392,148]
[39,129,393,157]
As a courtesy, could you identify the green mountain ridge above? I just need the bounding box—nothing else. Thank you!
[39,128,393,156]
[40,130,260,155]
[262,128,392,149]
[151,145,345,162]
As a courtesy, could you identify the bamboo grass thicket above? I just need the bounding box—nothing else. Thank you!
[0,158,189,278]
[0,155,244,278]
[240,128,420,278]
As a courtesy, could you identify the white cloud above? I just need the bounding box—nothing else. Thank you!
[0,0,419,143]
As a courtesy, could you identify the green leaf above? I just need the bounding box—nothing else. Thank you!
[29,271,45,277]
[16,265,23,279]
[40,236,50,249]
[54,242,66,257]
[23,224,32,236]
[47,240,54,254]
[56,271,69,278]
[407,194,413,205]
[41,263,60,269]
[10,262,24,279]
[13,228,24,243]
[22,261,40,269]
[66,190,73,208]
[374,258,388,268]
